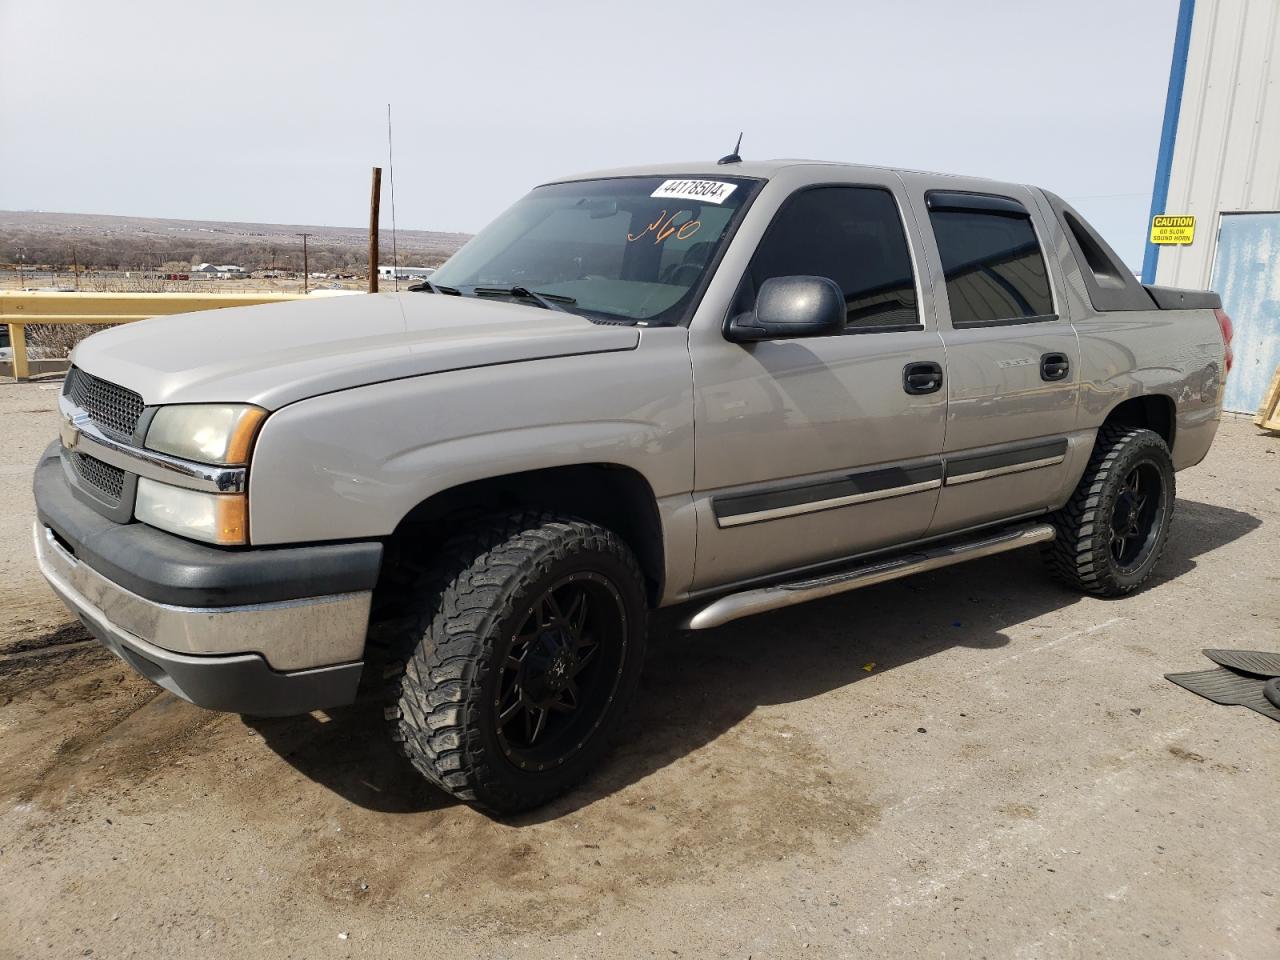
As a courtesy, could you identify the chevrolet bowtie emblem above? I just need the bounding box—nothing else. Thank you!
[60,416,80,450]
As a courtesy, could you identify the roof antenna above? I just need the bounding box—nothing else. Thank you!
[718,132,743,165]
[386,102,400,292]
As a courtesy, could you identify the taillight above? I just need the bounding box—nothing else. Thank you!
[1214,307,1234,373]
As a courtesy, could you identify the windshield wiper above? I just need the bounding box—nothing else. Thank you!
[472,285,576,313]
[407,279,461,295]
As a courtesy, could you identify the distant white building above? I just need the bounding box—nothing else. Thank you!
[377,264,435,280]
[191,263,247,279]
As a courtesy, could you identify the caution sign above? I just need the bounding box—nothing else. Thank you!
[1150,215,1196,245]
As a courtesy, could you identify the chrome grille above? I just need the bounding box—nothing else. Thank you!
[66,366,144,441]
[71,451,125,502]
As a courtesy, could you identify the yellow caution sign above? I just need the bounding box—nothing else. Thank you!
[1150,215,1196,245]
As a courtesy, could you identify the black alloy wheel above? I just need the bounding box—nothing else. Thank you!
[1108,461,1166,571]
[1042,425,1176,596]
[383,512,648,814]
[495,572,628,772]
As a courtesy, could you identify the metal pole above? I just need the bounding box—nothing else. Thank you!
[1142,0,1196,285]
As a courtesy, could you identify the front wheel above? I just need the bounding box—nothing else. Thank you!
[1042,426,1176,596]
[384,512,648,814]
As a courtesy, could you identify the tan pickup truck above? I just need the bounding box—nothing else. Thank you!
[35,159,1231,812]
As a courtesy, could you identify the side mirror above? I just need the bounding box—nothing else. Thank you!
[726,275,845,342]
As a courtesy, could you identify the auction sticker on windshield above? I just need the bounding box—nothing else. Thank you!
[651,179,738,205]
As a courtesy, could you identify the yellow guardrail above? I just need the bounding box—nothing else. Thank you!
[1,291,307,380]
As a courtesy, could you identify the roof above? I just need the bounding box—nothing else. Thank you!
[545,158,1006,186]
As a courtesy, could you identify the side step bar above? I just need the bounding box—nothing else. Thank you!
[682,522,1056,631]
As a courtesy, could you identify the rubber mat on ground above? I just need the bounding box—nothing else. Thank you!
[1202,649,1280,678]
[1165,667,1280,722]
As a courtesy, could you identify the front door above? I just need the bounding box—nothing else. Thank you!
[689,178,948,590]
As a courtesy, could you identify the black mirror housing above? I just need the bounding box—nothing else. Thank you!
[726,275,845,342]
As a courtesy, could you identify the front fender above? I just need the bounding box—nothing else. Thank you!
[247,332,694,544]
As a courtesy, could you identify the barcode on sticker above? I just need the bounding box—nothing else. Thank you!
[650,179,738,205]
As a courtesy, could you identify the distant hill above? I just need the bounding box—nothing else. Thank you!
[0,210,471,273]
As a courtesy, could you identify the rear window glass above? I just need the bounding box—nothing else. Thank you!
[928,203,1054,327]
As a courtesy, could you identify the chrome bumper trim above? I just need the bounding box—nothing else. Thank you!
[33,522,370,671]
[58,395,246,494]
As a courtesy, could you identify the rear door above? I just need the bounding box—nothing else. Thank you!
[688,170,948,589]
[899,176,1083,534]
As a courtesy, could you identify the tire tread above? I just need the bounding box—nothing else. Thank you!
[381,510,646,813]
[1042,425,1174,596]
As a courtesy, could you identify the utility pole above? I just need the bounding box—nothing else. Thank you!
[369,166,382,293]
[296,233,311,294]
[72,246,80,291]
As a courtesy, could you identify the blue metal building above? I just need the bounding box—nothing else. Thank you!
[1146,0,1280,413]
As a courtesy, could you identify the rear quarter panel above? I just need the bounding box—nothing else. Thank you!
[1072,307,1224,470]
[1031,192,1225,473]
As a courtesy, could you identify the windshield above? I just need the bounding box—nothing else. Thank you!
[430,175,760,325]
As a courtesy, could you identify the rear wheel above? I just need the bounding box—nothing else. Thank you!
[1042,426,1175,596]
[383,512,647,814]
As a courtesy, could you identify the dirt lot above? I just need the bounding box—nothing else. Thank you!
[1,377,1277,960]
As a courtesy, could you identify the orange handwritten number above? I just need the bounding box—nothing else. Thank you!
[628,210,702,244]
[627,210,665,242]
[676,219,701,240]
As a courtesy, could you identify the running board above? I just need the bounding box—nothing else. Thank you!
[682,522,1056,631]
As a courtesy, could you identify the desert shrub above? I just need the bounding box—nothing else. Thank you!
[25,323,118,359]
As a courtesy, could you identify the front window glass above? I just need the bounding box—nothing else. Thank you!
[430,176,759,325]
[746,186,921,332]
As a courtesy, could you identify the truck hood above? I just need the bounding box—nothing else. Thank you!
[69,292,641,409]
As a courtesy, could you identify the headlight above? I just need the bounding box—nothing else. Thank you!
[135,477,248,545]
[145,404,266,465]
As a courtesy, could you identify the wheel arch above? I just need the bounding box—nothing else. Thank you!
[1099,394,1176,450]
[384,463,667,605]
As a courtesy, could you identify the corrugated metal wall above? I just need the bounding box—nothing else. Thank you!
[1156,0,1280,412]
[1213,213,1280,411]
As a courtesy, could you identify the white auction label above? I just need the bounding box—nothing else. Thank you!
[650,179,738,205]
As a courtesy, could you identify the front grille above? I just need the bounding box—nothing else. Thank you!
[71,451,125,502]
[66,366,144,441]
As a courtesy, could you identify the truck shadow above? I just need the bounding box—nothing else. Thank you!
[246,497,1260,820]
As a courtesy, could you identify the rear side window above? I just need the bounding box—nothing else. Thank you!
[1042,190,1156,312]
[746,186,920,333]
[927,193,1054,327]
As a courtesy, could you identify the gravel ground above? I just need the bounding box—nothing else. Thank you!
[1,377,1277,960]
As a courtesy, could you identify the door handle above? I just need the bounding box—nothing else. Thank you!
[903,361,943,395]
[1040,352,1070,382]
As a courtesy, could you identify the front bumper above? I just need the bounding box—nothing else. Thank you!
[32,443,383,716]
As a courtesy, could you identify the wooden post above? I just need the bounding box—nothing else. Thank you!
[296,233,311,295]
[10,323,29,381]
[369,166,382,293]
[1256,363,1280,431]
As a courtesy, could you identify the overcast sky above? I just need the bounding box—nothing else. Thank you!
[0,0,1177,267]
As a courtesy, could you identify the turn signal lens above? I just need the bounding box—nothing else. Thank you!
[135,477,248,545]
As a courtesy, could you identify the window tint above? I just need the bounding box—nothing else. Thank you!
[927,201,1053,327]
[747,186,919,332]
